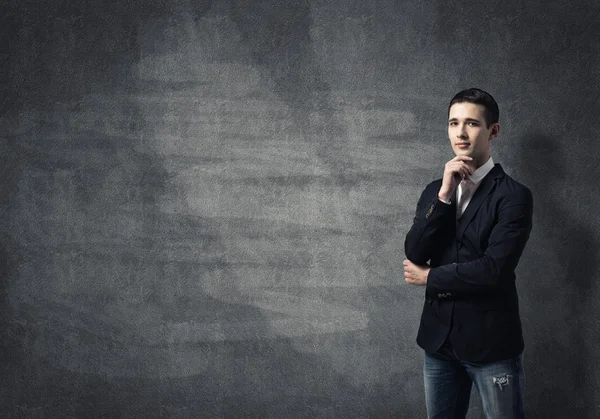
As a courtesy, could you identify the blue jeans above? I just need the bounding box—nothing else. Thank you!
[423,352,525,418]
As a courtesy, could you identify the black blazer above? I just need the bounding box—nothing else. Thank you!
[405,163,533,363]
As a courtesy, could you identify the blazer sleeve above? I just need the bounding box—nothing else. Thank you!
[426,187,533,293]
[404,183,456,265]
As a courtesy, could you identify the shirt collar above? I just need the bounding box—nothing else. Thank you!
[469,156,494,185]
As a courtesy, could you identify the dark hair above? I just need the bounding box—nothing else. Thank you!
[448,88,499,127]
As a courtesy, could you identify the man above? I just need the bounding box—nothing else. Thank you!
[403,88,533,418]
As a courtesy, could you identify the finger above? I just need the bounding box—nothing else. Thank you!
[447,163,460,173]
[459,161,472,171]
[448,162,472,175]
[448,166,465,178]
[448,162,470,175]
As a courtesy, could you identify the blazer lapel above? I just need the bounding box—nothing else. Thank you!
[456,163,504,239]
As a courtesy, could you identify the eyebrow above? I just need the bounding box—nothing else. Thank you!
[448,117,481,123]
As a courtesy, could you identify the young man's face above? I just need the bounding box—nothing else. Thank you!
[448,102,499,164]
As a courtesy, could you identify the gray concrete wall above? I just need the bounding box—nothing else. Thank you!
[1,1,599,417]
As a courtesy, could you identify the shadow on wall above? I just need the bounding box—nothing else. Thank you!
[517,134,598,417]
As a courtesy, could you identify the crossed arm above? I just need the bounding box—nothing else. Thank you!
[404,185,533,294]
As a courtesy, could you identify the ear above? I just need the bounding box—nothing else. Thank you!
[490,123,500,138]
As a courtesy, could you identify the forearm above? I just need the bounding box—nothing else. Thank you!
[427,200,533,295]
[427,256,511,294]
[405,197,455,264]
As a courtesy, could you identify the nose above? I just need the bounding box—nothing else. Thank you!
[457,123,467,139]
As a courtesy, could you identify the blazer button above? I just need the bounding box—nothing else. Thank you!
[437,293,443,298]
[446,293,452,298]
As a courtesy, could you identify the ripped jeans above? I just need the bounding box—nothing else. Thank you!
[423,352,525,418]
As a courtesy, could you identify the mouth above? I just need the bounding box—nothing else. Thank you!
[456,143,470,149]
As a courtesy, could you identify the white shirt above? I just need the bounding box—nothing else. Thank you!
[456,156,495,216]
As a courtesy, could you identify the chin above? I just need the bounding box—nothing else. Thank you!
[454,149,472,156]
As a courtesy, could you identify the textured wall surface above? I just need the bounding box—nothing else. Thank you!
[1,1,600,418]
